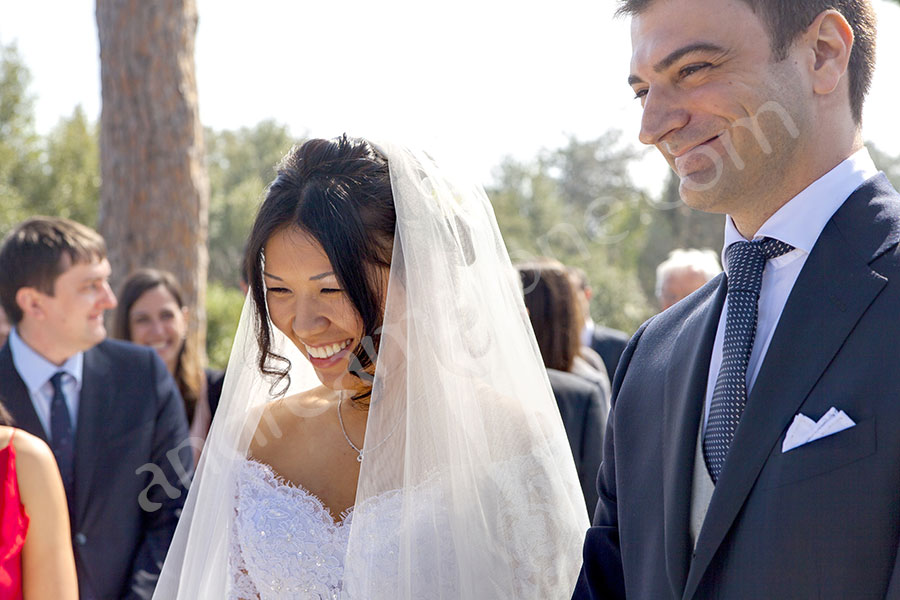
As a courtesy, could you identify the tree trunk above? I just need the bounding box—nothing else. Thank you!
[96,0,209,358]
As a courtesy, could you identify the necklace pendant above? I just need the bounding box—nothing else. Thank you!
[357,453,364,463]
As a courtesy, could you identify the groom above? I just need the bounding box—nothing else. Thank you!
[575,0,900,598]
[0,217,191,600]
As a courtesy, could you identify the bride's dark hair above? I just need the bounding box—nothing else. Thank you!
[244,134,396,403]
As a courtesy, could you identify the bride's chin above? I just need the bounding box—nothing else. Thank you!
[315,371,370,396]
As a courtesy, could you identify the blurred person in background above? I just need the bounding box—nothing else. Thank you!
[569,266,630,380]
[0,305,10,347]
[520,260,609,515]
[113,268,225,459]
[655,248,722,311]
[0,217,190,600]
[0,402,78,600]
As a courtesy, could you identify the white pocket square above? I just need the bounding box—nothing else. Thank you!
[782,407,856,453]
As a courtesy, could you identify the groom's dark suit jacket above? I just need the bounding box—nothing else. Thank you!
[574,174,900,599]
[0,338,190,600]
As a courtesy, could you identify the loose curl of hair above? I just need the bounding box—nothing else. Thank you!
[244,135,396,406]
[113,268,204,422]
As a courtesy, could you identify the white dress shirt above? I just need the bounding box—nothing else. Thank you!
[701,148,880,434]
[8,327,82,439]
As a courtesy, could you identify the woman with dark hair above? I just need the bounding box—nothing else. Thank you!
[113,269,224,457]
[156,135,588,599]
[518,261,611,516]
[519,261,611,395]
[0,403,78,599]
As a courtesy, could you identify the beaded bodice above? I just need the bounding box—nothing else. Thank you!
[229,459,352,599]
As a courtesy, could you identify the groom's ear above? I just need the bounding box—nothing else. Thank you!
[803,9,854,98]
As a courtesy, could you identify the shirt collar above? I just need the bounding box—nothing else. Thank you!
[8,327,84,394]
[722,147,880,266]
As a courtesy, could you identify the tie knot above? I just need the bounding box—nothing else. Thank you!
[50,371,66,393]
[752,237,794,260]
[724,238,794,293]
[726,237,794,269]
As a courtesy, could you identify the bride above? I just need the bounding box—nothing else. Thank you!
[154,135,589,599]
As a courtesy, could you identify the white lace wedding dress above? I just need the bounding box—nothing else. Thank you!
[227,454,575,600]
[229,459,360,599]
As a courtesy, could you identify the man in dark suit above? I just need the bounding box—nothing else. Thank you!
[0,217,191,600]
[585,324,629,381]
[548,368,607,518]
[574,0,900,598]
[569,267,630,378]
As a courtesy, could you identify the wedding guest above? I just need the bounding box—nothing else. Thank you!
[519,261,609,515]
[521,262,612,395]
[0,403,78,600]
[0,216,190,600]
[569,266,630,378]
[113,268,225,455]
[655,248,721,311]
[575,0,900,597]
[0,305,10,347]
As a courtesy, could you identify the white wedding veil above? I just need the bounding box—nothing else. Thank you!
[154,140,589,599]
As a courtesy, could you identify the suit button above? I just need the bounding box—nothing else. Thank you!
[74,532,87,546]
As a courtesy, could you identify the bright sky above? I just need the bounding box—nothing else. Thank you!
[3,0,899,193]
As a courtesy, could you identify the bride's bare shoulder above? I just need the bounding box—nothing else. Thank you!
[249,386,335,459]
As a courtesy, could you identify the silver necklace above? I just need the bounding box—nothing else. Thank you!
[337,392,400,463]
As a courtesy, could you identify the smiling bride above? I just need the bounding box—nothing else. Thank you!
[154,135,588,599]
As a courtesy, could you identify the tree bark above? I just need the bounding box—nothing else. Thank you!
[96,0,209,356]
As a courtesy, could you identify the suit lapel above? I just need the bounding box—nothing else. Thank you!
[0,343,49,442]
[684,175,899,598]
[662,275,726,598]
[74,344,113,525]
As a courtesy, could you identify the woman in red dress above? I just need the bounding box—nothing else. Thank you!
[0,403,77,599]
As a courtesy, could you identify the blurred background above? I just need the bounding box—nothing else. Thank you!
[2,0,899,369]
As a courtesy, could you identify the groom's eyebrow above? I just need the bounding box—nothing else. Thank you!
[627,42,726,85]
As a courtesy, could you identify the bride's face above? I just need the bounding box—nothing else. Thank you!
[263,226,365,392]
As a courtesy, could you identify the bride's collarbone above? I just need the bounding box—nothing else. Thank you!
[249,390,361,518]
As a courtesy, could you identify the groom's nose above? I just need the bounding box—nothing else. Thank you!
[639,86,690,148]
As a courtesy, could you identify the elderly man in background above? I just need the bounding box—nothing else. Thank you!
[655,248,722,311]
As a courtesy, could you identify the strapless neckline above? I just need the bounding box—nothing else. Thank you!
[243,458,354,526]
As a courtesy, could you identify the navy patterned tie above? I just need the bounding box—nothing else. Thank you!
[703,237,794,483]
[49,371,75,512]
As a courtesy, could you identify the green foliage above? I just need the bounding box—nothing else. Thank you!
[487,132,657,334]
[206,121,302,286]
[1,42,100,236]
[205,281,246,370]
[31,106,100,225]
[637,171,723,301]
[867,141,900,191]
[0,42,40,236]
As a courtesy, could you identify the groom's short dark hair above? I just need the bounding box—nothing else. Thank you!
[0,216,107,324]
[617,0,876,125]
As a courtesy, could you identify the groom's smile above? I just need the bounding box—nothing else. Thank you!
[627,0,812,233]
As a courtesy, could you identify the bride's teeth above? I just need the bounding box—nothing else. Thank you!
[306,339,350,359]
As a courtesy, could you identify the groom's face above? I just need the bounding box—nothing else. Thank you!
[628,0,810,220]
